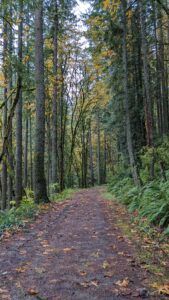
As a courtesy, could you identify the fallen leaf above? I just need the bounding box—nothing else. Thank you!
[15,267,27,273]
[79,271,87,276]
[0,289,8,294]
[35,267,46,274]
[154,272,164,277]
[15,282,22,288]
[63,248,72,253]
[115,278,129,288]
[91,280,99,287]
[27,288,39,295]
[103,260,110,269]
[104,271,114,277]
[80,282,89,288]
[151,282,169,295]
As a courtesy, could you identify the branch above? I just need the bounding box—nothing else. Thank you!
[0,88,17,110]
[0,78,21,163]
[156,0,169,15]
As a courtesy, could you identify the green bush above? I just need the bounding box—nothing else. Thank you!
[108,176,169,232]
[0,197,38,235]
[51,188,77,202]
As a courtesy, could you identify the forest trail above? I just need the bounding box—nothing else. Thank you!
[0,188,165,300]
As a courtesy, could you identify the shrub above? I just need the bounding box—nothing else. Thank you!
[108,176,169,231]
[0,196,38,235]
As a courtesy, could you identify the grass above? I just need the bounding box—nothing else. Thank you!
[51,188,79,203]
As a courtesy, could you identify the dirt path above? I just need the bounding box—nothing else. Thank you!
[0,188,165,300]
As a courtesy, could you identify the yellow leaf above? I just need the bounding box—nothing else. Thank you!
[79,271,87,276]
[102,260,110,269]
[115,278,129,288]
[27,288,39,295]
[63,248,72,253]
[151,282,169,295]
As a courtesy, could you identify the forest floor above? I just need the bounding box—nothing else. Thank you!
[0,188,168,300]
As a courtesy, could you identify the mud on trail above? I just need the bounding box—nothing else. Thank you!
[0,188,167,300]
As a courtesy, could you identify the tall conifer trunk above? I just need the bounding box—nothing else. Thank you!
[34,0,49,203]
[2,10,8,209]
[8,3,14,206]
[52,0,58,186]
[15,0,23,206]
[121,0,140,187]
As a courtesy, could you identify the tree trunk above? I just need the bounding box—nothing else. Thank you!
[97,110,101,185]
[138,0,153,147]
[15,0,23,207]
[158,10,169,135]
[121,0,141,187]
[8,3,14,207]
[29,115,33,190]
[59,75,65,191]
[23,118,28,188]
[34,0,49,203]
[103,130,107,184]
[1,13,8,210]
[51,0,58,185]
[88,124,94,186]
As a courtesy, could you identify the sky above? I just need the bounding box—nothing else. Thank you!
[74,0,91,18]
[73,0,91,48]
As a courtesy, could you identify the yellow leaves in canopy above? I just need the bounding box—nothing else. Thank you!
[0,72,7,88]
[24,102,35,112]
[46,58,53,70]
[44,38,53,49]
[23,55,30,64]
[103,0,120,18]
[91,80,110,108]
[101,49,114,58]
[126,9,133,19]
[87,15,103,27]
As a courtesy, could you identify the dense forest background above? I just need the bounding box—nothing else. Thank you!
[0,0,169,231]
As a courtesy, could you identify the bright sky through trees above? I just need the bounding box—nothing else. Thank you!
[74,0,90,17]
[74,0,90,47]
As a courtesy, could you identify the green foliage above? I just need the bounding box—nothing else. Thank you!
[108,175,169,232]
[49,183,60,194]
[50,188,78,203]
[0,196,38,235]
[0,188,78,236]
[108,174,134,205]
[140,138,169,183]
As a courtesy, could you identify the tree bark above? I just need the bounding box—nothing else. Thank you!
[15,0,23,207]
[8,3,14,207]
[34,0,49,203]
[23,118,28,188]
[29,115,33,190]
[121,0,141,187]
[88,124,94,186]
[138,0,153,147]
[51,0,58,185]
[1,12,8,210]
[97,110,101,185]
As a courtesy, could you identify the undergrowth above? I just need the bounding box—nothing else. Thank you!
[0,197,38,235]
[108,175,169,235]
[51,188,78,202]
[0,188,77,236]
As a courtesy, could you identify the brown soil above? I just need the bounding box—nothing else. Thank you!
[0,188,167,300]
